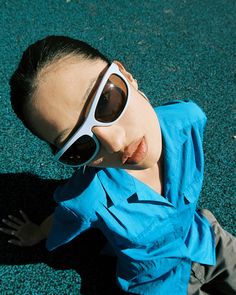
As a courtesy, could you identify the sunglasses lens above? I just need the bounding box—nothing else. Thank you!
[59,135,97,166]
[95,74,128,123]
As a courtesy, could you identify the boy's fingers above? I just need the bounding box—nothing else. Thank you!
[2,219,20,230]
[8,215,24,225]
[19,210,29,222]
[0,227,18,236]
[8,239,22,246]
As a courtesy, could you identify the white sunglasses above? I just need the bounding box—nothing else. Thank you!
[53,62,130,167]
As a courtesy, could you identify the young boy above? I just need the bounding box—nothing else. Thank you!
[1,35,235,294]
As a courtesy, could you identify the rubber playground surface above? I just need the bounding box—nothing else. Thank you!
[0,1,235,294]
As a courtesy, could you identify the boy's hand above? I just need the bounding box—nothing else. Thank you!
[0,210,45,247]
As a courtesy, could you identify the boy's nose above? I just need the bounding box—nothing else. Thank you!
[92,125,125,154]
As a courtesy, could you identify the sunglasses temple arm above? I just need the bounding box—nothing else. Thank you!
[138,90,150,103]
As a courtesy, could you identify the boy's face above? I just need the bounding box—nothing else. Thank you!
[28,56,162,170]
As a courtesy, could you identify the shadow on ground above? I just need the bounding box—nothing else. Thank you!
[0,173,129,295]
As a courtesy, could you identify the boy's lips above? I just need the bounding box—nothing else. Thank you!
[122,137,148,165]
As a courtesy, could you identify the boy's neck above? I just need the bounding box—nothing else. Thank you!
[125,155,164,195]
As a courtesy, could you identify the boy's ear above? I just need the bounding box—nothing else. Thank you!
[113,60,138,90]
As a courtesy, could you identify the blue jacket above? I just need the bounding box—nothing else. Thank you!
[46,100,215,294]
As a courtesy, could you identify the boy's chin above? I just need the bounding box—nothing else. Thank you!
[124,159,158,171]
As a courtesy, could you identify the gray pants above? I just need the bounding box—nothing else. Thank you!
[188,209,236,295]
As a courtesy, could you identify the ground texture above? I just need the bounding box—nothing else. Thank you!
[0,0,235,294]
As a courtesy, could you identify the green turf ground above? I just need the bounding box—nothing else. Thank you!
[0,0,235,294]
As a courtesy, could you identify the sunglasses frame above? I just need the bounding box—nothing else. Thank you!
[53,62,130,167]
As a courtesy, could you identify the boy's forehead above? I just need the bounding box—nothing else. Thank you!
[35,58,105,106]
[30,58,108,145]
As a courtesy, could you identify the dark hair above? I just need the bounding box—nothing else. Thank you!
[9,35,110,147]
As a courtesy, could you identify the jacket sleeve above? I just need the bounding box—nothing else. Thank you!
[46,203,91,251]
[46,168,103,251]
